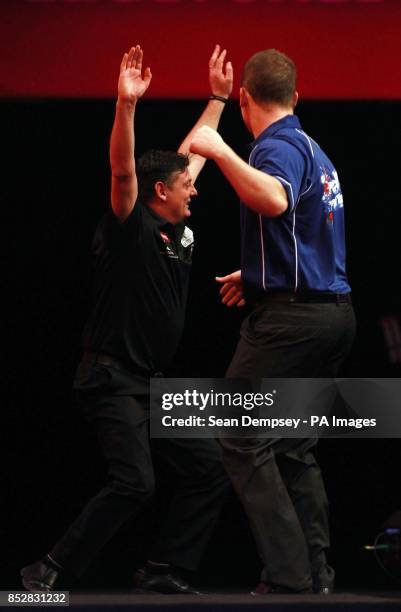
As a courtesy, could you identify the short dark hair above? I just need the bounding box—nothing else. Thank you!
[241,49,296,107]
[137,150,189,205]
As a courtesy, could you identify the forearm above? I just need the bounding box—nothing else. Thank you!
[178,99,226,155]
[214,145,288,217]
[110,98,137,177]
[178,99,227,182]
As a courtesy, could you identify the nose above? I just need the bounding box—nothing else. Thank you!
[191,185,198,197]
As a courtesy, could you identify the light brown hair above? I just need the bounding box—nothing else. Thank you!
[241,49,296,107]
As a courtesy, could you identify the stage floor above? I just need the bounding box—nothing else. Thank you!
[68,589,401,611]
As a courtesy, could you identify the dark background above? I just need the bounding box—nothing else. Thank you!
[3,98,401,590]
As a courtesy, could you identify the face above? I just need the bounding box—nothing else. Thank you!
[164,168,197,223]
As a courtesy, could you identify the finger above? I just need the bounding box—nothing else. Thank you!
[143,67,152,86]
[135,47,143,70]
[225,60,233,82]
[126,46,136,69]
[216,48,227,68]
[220,282,234,297]
[216,274,236,284]
[226,292,243,307]
[120,52,129,72]
[189,138,203,154]
[209,44,220,68]
[130,45,138,68]
[216,275,231,284]
[131,45,141,69]
[222,286,240,304]
[236,299,246,308]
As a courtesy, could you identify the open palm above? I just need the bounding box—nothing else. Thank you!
[118,45,152,102]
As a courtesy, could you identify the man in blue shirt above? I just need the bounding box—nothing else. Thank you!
[190,49,356,594]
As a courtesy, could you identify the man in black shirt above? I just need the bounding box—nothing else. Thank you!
[22,44,232,593]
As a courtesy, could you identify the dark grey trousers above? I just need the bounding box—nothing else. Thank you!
[50,363,229,579]
[220,301,356,591]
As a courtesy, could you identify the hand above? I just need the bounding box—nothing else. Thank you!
[118,45,152,103]
[216,270,246,308]
[189,125,226,160]
[209,44,233,99]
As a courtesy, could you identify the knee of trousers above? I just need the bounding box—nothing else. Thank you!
[220,437,275,468]
[195,452,231,483]
[108,472,155,505]
[208,464,231,492]
[183,461,230,493]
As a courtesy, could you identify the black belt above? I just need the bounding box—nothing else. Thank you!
[255,291,352,305]
[81,351,164,378]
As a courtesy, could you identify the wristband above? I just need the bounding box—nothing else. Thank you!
[209,95,229,104]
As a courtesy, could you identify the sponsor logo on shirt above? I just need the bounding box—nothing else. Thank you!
[160,231,171,244]
[181,226,194,249]
[159,230,178,259]
[320,167,343,223]
[158,227,194,261]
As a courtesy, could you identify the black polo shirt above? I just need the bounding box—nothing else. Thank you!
[83,202,194,372]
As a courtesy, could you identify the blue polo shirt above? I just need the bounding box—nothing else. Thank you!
[241,114,351,300]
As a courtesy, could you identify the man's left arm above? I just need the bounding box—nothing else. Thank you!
[178,45,233,183]
[216,270,246,307]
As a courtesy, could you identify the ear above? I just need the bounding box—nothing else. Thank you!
[240,87,249,109]
[154,181,167,201]
[292,91,299,109]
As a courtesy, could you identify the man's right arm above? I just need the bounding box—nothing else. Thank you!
[189,126,288,217]
[110,45,152,222]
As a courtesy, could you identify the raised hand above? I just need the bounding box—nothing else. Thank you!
[216,270,246,308]
[209,44,233,99]
[118,45,152,103]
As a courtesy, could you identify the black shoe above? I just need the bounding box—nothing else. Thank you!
[21,560,59,592]
[133,564,201,594]
[314,585,333,595]
[312,565,334,594]
[251,581,313,595]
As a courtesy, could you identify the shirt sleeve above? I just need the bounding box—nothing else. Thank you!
[251,139,306,212]
[102,203,144,251]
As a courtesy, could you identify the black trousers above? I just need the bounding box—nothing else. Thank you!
[220,301,356,592]
[50,361,229,579]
